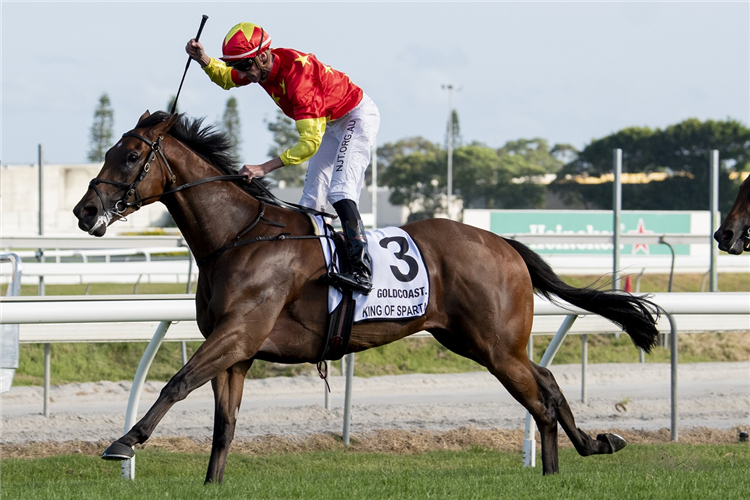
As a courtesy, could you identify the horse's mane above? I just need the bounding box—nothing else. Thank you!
[136,111,272,197]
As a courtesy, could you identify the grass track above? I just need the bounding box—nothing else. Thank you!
[2,444,749,500]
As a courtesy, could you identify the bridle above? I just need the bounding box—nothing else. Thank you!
[88,132,176,216]
[88,131,245,217]
[86,128,334,267]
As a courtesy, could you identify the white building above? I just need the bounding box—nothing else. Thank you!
[0,163,407,237]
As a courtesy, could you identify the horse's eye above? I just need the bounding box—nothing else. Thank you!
[126,152,140,164]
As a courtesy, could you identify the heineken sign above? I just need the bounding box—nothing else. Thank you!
[463,210,710,255]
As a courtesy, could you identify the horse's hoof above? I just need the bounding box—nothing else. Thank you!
[598,433,627,454]
[101,441,135,460]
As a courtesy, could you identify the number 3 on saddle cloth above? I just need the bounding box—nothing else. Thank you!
[308,215,430,363]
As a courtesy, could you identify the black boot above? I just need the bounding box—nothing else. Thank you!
[321,199,373,294]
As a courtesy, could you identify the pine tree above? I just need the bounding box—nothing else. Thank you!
[265,109,306,187]
[167,95,179,114]
[222,97,242,158]
[87,93,114,162]
[444,109,462,149]
[266,109,298,157]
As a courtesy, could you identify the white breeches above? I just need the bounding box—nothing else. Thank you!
[298,93,380,212]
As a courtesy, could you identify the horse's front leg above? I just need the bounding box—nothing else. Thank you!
[101,323,262,460]
[205,359,253,485]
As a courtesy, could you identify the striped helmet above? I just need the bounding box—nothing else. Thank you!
[220,23,272,62]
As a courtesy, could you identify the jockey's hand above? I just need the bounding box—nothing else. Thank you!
[185,39,210,67]
[238,164,266,182]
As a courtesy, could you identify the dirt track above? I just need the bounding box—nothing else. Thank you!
[2,362,748,457]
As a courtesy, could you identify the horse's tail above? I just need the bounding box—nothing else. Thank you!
[503,238,660,353]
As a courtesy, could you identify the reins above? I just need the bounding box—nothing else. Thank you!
[89,132,247,215]
[89,130,334,268]
[194,201,326,267]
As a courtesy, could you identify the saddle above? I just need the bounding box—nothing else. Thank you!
[247,180,355,370]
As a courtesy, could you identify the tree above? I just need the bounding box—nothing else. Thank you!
[380,137,554,219]
[378,137,442,219]
[167,95,179,114]
[222,97,242,159]
[492,153,549,209]
[552,118,750,213]
[265,110,306,187]
[451,144,499,209]
[453,142,549,210]
[381,148,446,220]
[266,109,297,158]
[372,136,438,184]
[497,138,564,175]
[444,109,463,150]
[87,93,114,162]
[550,143,579,165]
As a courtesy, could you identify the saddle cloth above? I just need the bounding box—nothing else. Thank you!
[309,215,430,323]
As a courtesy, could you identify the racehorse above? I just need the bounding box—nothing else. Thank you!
[73,111,660,484]
[714,174,750,254]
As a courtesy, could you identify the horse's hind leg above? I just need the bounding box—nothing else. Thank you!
[531,364,626,457]
[433,330,561,474]
[488,355,562,474]
[205,359,253,485]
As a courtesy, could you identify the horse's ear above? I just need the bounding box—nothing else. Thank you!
[138,110,151,125]
[155,113,180,134]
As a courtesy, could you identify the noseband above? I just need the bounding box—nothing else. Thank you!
[88,132,176,215]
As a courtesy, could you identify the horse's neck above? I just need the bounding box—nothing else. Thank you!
[160,152,260,260]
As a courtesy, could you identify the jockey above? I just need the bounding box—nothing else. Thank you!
[186,22,380,294]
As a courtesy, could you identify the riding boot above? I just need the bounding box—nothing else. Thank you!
[321,199,373,295]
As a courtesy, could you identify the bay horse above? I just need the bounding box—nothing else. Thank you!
[714,174,750,254]
[73,111,660,484]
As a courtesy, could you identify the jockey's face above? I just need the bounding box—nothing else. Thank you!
[235,50,271,83]
[236,64,260,82]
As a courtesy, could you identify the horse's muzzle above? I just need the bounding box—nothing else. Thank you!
[714,227,749,255]
[73,196,109,237]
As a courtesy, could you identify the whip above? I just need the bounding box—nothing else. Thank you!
[170,14,209,114]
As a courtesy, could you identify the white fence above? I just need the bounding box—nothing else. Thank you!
[0,236,195,288]
[2,233,749,290]
[1,292,749,477]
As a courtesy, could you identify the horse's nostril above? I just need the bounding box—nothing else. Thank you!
[83,206,98,218]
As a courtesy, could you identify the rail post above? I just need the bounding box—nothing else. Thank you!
[0,253,22,394]
[121,320,173,479]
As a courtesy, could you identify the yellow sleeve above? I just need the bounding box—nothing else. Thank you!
[202,57,241,90]
[279,118,327,166]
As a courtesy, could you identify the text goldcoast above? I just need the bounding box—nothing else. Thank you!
[375,286,427,299]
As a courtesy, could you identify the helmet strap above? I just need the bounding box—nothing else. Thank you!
[255,27,269,81]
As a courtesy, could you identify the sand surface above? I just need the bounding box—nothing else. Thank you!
[2,362,748,449]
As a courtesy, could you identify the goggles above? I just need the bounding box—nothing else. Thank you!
[227,57,255,72]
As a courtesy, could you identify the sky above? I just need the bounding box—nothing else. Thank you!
[1,0,749,165]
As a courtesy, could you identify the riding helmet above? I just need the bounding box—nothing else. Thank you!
[220,23,272,63]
